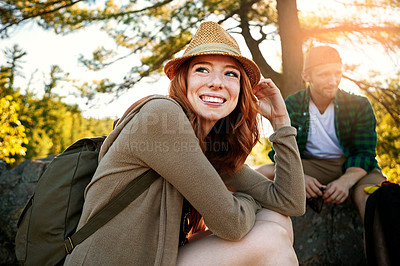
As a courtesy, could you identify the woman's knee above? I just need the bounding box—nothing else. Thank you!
[256,208,294,243]
[177,221,297,265]
[244,221,291,250]
[244,221,298,265]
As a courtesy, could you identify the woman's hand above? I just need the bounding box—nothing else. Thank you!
[253,79,290,131]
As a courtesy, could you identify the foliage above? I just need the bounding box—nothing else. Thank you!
[0,94,28,164]
[1,45,115,167]
[366,75,400,185]
[0,0,88,37]
[246,137,272,168]
[376,113,400,185]
[5,90,114,166]
[0,56,28,164]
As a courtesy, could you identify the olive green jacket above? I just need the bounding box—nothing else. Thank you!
[64,95,305,266]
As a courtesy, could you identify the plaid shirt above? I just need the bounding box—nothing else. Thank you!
[269,88,378,173]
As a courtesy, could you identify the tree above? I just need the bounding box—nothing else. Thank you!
[366,75,400,184]
[246,137,272,167]
[0,45,114,165]
[0,0,86,38]
[0,49,28,165]
[1,0,399,100]
[0,94,28,165]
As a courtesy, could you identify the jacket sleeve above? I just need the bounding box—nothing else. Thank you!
[223,127,306,216]
[128,99,261,240]
[342,97,378,173]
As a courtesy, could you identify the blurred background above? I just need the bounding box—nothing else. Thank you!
[1,0,399,183]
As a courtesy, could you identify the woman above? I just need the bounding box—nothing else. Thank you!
[64,21,305,265]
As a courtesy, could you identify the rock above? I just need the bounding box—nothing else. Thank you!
[292,199,367,265]
[0,157,53,265]
[0,161,6,174]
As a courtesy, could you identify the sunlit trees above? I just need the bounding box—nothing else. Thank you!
[0,45,114,166]
[0,94,28,164]
[1,0,399,99]
[0,46,28,164]
[365,75,400,184]
[246,137,272,167]
[1,1,400,177]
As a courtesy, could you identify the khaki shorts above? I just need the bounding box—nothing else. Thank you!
[301,156,386,189]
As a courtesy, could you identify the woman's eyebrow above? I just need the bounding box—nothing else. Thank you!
[192,61,240,70]
[192,61,211,67]
[226,64,240,71]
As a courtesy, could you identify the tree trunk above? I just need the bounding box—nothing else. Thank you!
[277,0,305,98]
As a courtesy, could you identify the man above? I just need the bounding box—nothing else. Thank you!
[256,45,387,262]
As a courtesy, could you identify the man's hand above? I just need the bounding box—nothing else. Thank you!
[323,167,367,204]
[305,174,326,199]
[252,78,290,131]
[323,178,352,204]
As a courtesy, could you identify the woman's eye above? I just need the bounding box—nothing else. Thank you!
[195,67,208,73]
[226,71,239,78]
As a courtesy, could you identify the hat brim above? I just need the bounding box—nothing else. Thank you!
[164,51,261,88]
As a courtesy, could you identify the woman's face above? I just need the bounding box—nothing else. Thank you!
[187,54,241,132]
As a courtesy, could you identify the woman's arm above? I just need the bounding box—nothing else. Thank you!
[223,79,305,216]
[222,126,306,216]
[129,99,261,240]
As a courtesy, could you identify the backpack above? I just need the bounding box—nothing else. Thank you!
[15,96,160,266]
[364,181,400,266]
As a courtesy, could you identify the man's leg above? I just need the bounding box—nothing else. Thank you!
[256,157,345,183]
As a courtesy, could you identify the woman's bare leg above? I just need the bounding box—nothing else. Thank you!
[177,209,297,265]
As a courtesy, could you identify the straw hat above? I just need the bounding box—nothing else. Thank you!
[164,21,261,88]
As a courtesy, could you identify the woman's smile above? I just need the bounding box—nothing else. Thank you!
[200,94,226,104]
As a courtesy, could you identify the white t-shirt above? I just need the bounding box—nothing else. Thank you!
[304,100,344,159]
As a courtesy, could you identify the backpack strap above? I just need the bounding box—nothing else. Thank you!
[64,169,160,254]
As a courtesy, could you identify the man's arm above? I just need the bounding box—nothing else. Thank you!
[342,97,377,173]
[322,96,376,204]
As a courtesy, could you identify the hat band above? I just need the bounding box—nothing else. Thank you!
[185,43,241,57]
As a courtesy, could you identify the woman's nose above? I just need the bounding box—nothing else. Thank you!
[209,73,223,89]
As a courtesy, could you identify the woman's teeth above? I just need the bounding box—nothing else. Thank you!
[201,96,224,103]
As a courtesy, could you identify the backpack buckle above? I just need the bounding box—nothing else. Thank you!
[64,237,75,254]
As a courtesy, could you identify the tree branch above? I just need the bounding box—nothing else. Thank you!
[99,0,174,20]
[235,1,282,87]
[304,24,400,37]
[343,75,400,124]
[1,0,84,36]
[333,0,399,9]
